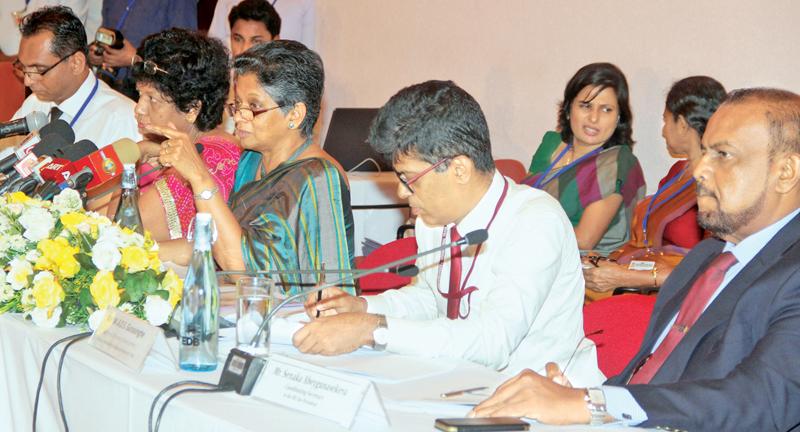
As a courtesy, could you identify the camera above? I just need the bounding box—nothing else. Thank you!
[93,27,124,55]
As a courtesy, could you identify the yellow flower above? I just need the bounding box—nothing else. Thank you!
[161,269,183,307]
[32,272,64,312]
[148,250,162,272]
[60,212,89,233]
[35,237,80,279]
[7,191,31,204]
[120,246,149,273]
[90,271,120,310]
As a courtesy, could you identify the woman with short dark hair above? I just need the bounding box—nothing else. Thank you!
[154,40,355,295]
[132,28,240,243]
[523,63,646,255]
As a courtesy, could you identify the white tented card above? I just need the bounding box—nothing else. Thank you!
[89,307,159,372]
[628,260,656,271]
[251,354,390,429]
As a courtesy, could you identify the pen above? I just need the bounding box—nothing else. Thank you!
[315,264,325,318]
[440,386,488,399]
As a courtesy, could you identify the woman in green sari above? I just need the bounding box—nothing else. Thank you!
[522,63,645,255]
[153,40,355,294]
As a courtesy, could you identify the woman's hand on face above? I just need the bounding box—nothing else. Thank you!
[582,258,627,292]
[144,123,208,187]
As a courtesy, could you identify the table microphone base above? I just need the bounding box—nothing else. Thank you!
[218,348,267,395]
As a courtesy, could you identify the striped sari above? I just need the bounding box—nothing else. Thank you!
[230,150,355,294]
[522,131,646,255]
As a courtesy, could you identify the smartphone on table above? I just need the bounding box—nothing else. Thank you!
[434,417,530,432]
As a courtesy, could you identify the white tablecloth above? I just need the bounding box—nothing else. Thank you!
[347,172,410,254]
[0,314,648,431]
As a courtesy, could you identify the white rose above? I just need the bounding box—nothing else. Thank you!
[20,288,34,307]
[7,203,23,216]
[91,240,122,271]
[52,189,83,214]
[97,225,126,248]
[144,295,172,327]
[19,207,55,241]
[119,302,135,314]
[88,309,107,331]
[30,306,61,328]
[0,283,13,302]
[25,249,41,263]
[8,258,33,291]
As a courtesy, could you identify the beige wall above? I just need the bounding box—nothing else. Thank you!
[314,0,800,192]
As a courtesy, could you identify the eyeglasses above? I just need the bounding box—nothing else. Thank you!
[225,102,284,120]
[132,58,170,76]
[396,157,451,194]
[13,50,77,80]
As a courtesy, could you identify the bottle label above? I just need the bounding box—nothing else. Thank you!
[181,335,201,347]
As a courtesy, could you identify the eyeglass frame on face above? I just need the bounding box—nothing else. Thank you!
[13,49,79,80]
[396,157,452,194]
[225,101,285,120]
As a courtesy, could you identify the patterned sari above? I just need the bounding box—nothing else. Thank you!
[522,131,646,255]
[230,150,355,295]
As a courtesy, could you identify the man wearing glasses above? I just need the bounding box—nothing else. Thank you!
[294,80,604,387]
[8,6,139,150]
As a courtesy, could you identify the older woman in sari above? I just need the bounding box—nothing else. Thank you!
[153,40,354,294]
[583,76,726,298]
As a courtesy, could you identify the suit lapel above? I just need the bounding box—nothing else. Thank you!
[651,213,800,383]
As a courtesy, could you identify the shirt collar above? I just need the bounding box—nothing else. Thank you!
[453,170,506,236]
[723,208,800,267]
[55,73,96,118]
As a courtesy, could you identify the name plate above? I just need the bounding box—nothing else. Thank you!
[251,354,389,429]
[628,260,656,271]
[88,307,159,372]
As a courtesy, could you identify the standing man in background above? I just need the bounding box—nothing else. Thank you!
[227,0,281,57]
[208,0,315,50]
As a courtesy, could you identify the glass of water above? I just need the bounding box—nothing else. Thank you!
[236,277,275,356]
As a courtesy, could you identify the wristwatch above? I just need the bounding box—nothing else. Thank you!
[584,387,607,426]
[371,314,388,351]
[194,186,219,200]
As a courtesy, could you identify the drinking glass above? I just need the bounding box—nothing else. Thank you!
[235,277,276,356]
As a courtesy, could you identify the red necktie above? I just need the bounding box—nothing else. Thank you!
[447,225,462,319]
[629,252,738,384]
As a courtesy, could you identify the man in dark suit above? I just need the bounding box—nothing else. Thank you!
[470,88,800,432]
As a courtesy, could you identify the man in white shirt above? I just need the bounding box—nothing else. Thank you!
[469,88,800,432]
[0,0,101,58]
[11,6,139,149]
[293,80,604,386]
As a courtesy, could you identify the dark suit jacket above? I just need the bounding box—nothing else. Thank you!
[607,213,800,432]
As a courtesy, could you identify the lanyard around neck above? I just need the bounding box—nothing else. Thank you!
[436,177,509,319]
[67,76,99,128]
[642,166,694,248]
[533,143,603,189]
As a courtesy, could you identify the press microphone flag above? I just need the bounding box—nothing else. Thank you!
[250,228,489,346]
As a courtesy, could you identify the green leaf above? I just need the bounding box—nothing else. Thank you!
[75,253,96,271]
[120,270,158,303]
[153,289,169,301]
[79,287,93,308]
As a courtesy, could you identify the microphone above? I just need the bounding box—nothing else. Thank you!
[69,138,140,192]
[215,228,489,395]
[0,111,48,139]
[0,119,74,175]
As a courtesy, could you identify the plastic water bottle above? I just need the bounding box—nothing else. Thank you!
[113,163,144,234]
[179,213,219,371]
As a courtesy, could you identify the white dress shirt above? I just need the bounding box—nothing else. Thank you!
[207,0,316,51]
[366,171,605,386]
[13,72,141,148]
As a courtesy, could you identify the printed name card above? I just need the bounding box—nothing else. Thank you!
[251,354,389,429]
[88,307,160,372]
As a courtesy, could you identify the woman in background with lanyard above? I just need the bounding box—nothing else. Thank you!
[582,76,727,300]
[522,63,645,256]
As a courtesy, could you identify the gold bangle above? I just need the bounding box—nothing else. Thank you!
[652,265,658,287]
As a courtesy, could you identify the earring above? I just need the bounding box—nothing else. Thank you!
[288,121,295,129]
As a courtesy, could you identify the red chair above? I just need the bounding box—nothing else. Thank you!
[0,61,25,122]
[356,237,418,295]
[495,159,527,183]
[583,294,657,378]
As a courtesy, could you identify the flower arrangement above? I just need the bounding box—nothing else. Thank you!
[0,189,182,329]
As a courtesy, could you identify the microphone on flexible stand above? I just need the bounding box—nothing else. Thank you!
[216,228,489,395]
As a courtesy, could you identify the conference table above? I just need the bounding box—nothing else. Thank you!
[0,312,649,431]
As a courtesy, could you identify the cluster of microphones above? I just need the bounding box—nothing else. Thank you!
[0,111,141,201]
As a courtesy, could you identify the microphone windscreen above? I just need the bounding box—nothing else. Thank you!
[62,139,97,161]
[110,138,141,163]
[39,119,75,145]
[25,111,48,133]
[33,133,72,157]
[464,229,489,246]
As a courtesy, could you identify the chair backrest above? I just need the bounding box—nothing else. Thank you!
[495,159,527,183]
[583,294,657,378]
[0,62,25,122]
[356,237,418,295]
